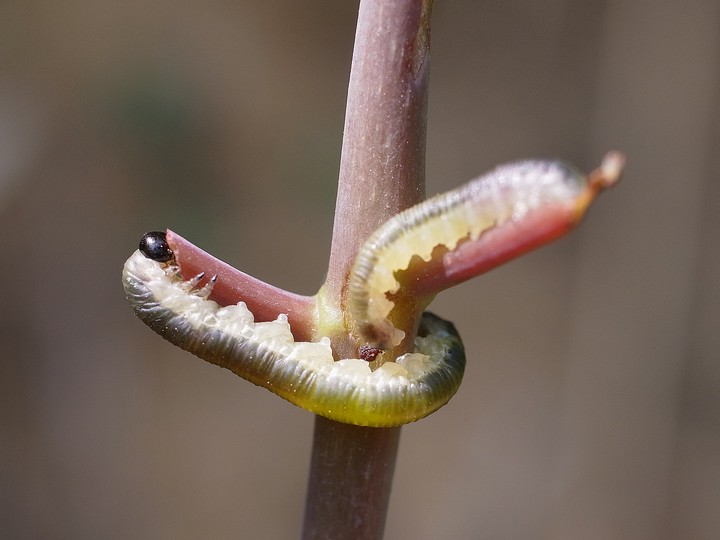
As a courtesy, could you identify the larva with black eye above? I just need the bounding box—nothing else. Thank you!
[123,247,465,427]
[347,155,622,349]
[123,154,620,426]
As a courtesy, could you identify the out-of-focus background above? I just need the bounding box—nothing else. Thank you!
[1,1,718,538]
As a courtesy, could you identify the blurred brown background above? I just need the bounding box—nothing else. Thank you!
[1,1,718,538]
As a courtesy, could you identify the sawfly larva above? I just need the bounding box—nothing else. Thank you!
[123,234,464,427]
[123,154,620,426]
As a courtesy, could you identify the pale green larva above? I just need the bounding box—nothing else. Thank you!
[123,155,620,427]
[123,232,464,427]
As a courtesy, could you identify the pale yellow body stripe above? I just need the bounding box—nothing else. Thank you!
[347,160,586,347]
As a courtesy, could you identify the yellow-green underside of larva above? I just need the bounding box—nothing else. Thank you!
[123,251,465,427]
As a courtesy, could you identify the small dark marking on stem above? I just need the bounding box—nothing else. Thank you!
[358,345,383,362]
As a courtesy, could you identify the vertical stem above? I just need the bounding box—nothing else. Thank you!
[303,1,432,539]
[301,417,401,539]
[325,0,432,309]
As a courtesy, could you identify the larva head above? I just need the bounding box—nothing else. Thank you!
[139,231,175,263]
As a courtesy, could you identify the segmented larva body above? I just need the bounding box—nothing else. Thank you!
[348,159,593,348]
[123,156,620,426]
[123,243,464,427]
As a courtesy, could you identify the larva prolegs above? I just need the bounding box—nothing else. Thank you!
[165,230,317,341]
[123,248,465,427]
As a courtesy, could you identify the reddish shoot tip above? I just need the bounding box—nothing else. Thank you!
[590,151,625,192]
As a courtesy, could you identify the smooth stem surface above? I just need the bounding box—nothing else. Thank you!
[303,1,432,539]
[302,417,401,539]
[325,0,431,312]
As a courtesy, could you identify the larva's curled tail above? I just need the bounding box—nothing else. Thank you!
[122,249,465,427]
[347,157,622,349]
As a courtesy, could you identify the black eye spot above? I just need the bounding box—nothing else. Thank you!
[139,231,174,262]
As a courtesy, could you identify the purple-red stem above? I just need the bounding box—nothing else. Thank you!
[303,1,432,539]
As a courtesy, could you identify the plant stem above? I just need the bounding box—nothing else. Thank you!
[325,0,431,313]
[301,417,401,539]
[303,1,432,538]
